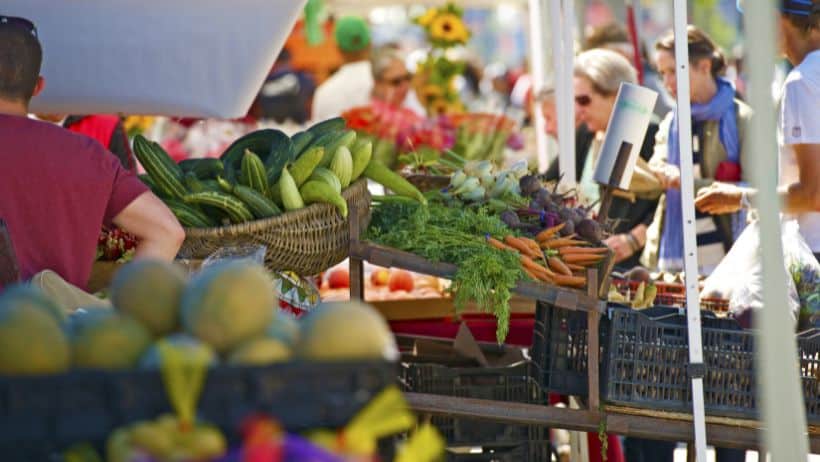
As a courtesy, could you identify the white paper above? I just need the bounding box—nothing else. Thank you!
[4,0,306,118]
[593,83,658,189]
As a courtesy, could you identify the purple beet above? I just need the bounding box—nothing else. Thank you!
[576,218,603,242]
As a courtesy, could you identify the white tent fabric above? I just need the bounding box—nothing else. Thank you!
[4,0,305,118]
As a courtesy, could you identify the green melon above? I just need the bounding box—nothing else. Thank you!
[0,286,70,375]
[181,261,275,353]
[110,259,187,337]
[228,337,291,366]
[297,301,398,361]
[139,333,217,369]
[266,309,301,347]
[71,310,153,370]
[1,284,66,323]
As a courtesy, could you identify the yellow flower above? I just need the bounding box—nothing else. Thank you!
[416,8,438,27]
[430,98,451,116]
[430,14,469,44]
[420,84,444,105]
[123,115,155,135]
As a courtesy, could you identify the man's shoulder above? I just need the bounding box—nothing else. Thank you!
[786,51,820,89]
[3,116,110,161]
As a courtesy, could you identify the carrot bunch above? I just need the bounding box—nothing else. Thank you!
[486,227,610,289]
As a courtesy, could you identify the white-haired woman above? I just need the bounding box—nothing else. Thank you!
[570,48,660,268]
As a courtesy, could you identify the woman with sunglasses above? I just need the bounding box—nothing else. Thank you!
[570,49,661,268]
[369,46,417,112]
[640,26,754,278]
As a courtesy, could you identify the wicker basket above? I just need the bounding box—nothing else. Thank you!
[404,174,450,192]
[178,179,371,276]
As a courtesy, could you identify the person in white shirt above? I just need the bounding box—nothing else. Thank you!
[311,16,373,122]
[696,0,820,260]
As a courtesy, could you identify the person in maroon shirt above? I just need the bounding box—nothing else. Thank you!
[0,16,184,292]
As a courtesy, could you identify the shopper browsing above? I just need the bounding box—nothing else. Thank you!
[0,16,184,292]
[696,0,820,261]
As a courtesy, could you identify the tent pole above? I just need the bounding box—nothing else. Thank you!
[671,0,708,460]
[744,1,810,460]
[528,0,552,173]
[562,0,576,189]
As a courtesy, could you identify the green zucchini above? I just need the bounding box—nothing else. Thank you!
[133,135,186,199]
[183,191,254,224]
[287,146,324,187]
[233,184,281,219]
[319,130,357,168]
[166,199,217,228]
[291,131,314,156]
[178,158,224,180]
[307,117,347,137]
[241,149,270,196]
[220,129,283,169]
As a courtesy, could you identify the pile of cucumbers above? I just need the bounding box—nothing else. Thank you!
[134,117,426,228]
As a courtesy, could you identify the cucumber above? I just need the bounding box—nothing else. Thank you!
[264,137,295,186]
[287,146,324,187]
[183,191,254,224]
[133,135,187,199]
[329,146,353,188]
[291,131,314,156]
[279,166,304,211]
[319,130,357,168]
[184,172,208,193]
[309,167,342,194]
[307,117,347,137]
[166,199,217,228]
[241,149,270,196]
[233,185,282,219]
[364,161,427,204]
[350,139,373,181]
[178,158,224,180]
[299,180,348,218]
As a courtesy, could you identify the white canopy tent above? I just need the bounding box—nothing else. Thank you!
[3,0,306,118]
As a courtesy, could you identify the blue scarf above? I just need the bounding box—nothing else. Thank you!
[659,78,739,268]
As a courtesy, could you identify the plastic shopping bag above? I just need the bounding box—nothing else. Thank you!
[701,220,819,328]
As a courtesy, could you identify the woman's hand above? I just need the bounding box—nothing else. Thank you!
[695,183,744,215]
[650,164,681,189]
[604,234,635,264]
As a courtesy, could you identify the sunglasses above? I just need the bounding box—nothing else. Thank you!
[383,74,412,87]
[0,16,37,37]
[575,94,592,107]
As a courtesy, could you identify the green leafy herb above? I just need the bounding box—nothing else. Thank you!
[367,201,523,342]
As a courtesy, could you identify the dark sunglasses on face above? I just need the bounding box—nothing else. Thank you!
[0,16,37,37]
[575,94,592,107]
[384,74,412,87]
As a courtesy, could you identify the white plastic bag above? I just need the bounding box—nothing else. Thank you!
[701,220,818,327]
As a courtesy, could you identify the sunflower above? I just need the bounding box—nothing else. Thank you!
[420,84,445,105]
[429,98,452,116]
[429,14,469,44]
[416,7,438,27]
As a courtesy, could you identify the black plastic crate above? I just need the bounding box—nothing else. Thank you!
[531,302,739,397]
[0,361,396,459]
[799,330,820,420]
[530,301,615,396]
[444,441,555,462]
[401,361,545,447]
[603,310,820,422]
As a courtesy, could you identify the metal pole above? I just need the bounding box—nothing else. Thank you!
[528,0,552,173]
[562,0,576,188]
[671,0,708,460]
[744,1,810,460]
[549,0,572,186]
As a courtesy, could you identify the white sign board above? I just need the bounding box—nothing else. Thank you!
[593,83,658,189]
[3,0,306,118]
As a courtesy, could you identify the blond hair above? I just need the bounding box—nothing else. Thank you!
[573,48,637,96]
